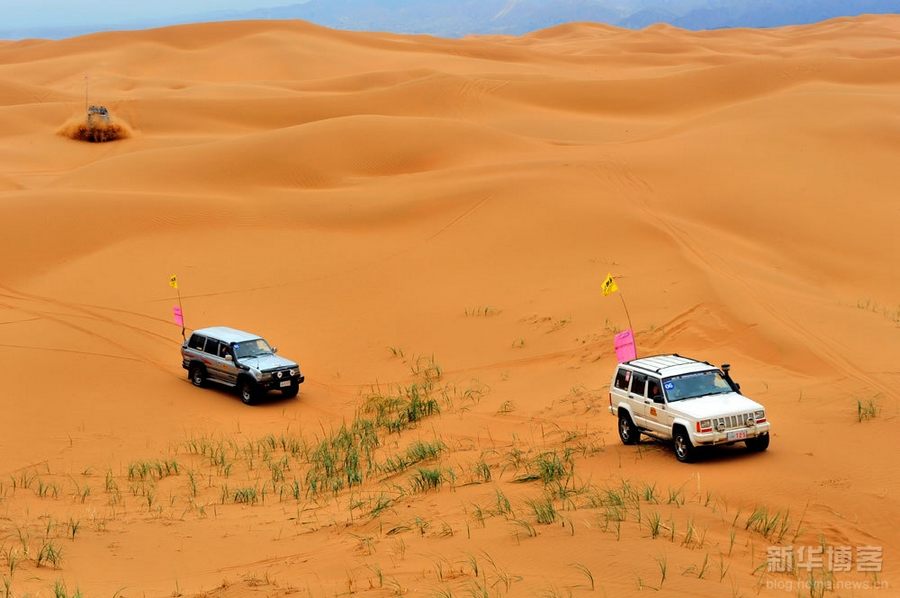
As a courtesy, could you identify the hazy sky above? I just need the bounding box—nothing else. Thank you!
[0,0,297,27]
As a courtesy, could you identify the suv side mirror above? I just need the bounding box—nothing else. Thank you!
[652,394,665,404]
[272,346,278,354]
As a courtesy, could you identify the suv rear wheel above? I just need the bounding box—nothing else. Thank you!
[673,427,696,463]
[239,378,259,405]
[189,363,206,388]
[745,433,770,452]
[618,411,640,445]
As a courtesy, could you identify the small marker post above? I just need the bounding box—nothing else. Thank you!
[170,274,185,341]
[602,272,637,358]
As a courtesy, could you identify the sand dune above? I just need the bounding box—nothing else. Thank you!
[54,115,541,192]
[0,14,898,598]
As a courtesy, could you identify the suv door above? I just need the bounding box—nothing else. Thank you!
[218,342,239,386]
[628,372,649,427]
[644,377,672,436]
[203,338,224,383]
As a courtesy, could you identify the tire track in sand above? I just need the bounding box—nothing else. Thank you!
[614,164,898,401]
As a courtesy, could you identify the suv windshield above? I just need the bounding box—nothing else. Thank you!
[233,339,273,359]
[664,370,732,402]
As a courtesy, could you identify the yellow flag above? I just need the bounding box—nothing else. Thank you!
[169,274,178,290]
[601,273,618,296]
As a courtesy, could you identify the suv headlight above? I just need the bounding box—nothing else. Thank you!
[755,410,766,423]
[290,368,299,377]
[696,419,713,433]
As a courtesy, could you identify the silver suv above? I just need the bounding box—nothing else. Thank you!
[609,354,770,462]
[181,327,304,405]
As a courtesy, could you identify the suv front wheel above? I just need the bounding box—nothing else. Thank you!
[618,412,640,445]
[746,433,770,452]
[239,378,260,405]
[673,427,696,463]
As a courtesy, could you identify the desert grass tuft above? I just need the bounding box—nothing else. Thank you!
[666,487,684,506]
[52,580,83,598]
[510,518,536,539]
[472,459,492,483]
[718,554,730,582]
[745,505,791,541]
[657,555,668,588]
[857,398,879,422]
[36,541,62,568]
[381,440,445,475]
[127,459,180,482]
[232,487,259,505]
[66,518,80,541]
[305,419,379,496]
[494,489,513,517]
[570,562,594,590]
[647,512,662,539]
[464,306,501,317]
[642,482,658,503]
[698,553,710,579]
[527,495,558,524]
[36,479,60,499]
[3,547,21,577]
[410,468,443,493]
[368,493,393,518]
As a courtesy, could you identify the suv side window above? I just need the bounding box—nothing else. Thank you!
[188,334,206,351]
[630,373,647,397]
[614,368,631,390]
[648,378,664,403]
[218,343,232,359]
[204,338,221,356]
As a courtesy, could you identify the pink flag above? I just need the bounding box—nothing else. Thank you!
[172,306,184,327]
[614,329,636,363]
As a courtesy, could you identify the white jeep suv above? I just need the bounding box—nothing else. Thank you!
[608,355,770,462]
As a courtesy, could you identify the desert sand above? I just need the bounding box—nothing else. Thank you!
[0,14,898,597]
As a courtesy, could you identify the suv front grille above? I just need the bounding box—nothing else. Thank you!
[264,368,293,379]
[715,412,756,430]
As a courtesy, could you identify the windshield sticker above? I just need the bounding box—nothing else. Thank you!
[672,371,714,380]
[664,382,674,390]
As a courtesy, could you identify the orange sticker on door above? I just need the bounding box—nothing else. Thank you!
[649,407,658,417]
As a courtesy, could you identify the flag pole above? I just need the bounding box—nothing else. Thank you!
[176,285,185,341]
[603,272,638,360]
[618,291,634,334]
[171,274,186,341]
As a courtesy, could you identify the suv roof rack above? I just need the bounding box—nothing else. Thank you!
[624,354,714,374]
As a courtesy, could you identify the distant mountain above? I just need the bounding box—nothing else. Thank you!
[208,0,900,36]
[2,0,900,40]
[234,0,623,36]
[619,7,681,30]
[680,0,900,29]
